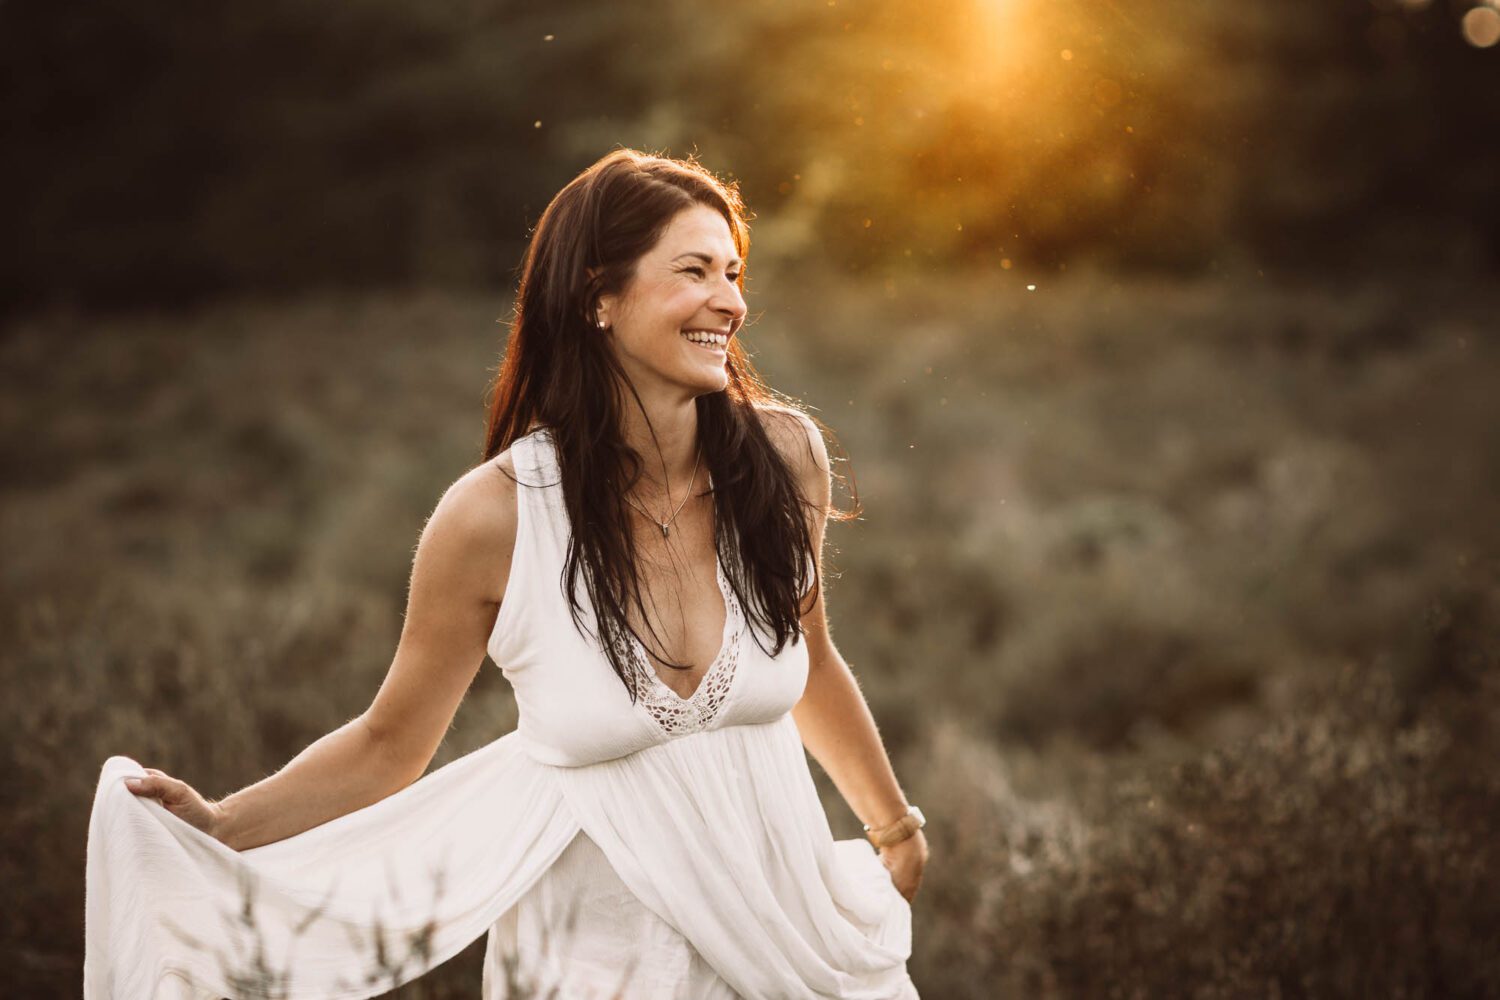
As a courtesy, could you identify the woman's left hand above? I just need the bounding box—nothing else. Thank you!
[879,829,929,902]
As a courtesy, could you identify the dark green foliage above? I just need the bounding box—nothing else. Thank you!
[3,0,1496,311]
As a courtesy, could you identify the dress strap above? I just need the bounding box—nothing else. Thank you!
[488,427,566,667]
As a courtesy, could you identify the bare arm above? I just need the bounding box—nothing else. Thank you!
[768,410,930,900]
[209,717,403,852]
[132,453,519,852]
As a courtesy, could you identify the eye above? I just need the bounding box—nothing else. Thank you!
[728,272,742,283]
[682,266,706,278]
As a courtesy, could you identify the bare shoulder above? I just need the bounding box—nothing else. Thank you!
[416,448,520,605]
[755,404,831,500]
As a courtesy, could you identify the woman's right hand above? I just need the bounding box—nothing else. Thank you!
[125,767,228,843]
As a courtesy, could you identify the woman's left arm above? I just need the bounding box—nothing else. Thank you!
[771,410,929,902]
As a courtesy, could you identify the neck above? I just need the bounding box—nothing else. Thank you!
[616,386,702,495]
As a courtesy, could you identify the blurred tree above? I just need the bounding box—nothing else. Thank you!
[2,0,1495,311]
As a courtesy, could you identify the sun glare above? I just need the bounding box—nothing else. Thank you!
[971,0,1031,71]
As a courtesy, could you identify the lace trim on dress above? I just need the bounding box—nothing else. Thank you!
[613,557,745,738]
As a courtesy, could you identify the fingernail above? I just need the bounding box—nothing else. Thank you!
[124,778,141,789]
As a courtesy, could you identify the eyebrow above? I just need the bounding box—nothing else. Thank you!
[673,251,743,269]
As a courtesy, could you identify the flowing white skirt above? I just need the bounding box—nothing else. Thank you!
[85,715,916,999]
[485,830,739,999]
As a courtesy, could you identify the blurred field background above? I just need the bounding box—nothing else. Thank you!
[4,0,1499,996]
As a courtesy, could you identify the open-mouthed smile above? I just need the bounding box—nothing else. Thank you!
[681,329,729,352]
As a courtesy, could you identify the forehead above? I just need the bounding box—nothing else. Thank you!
[652,204,739,262]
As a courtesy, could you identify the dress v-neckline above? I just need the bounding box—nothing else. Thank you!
[629,552,738,705]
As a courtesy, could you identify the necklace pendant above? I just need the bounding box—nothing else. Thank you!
[661,522,671,538]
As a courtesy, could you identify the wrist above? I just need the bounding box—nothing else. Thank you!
[863,802,910,830]
[879,826,927,853]
[208,798,238,849]
[863,804,925,848]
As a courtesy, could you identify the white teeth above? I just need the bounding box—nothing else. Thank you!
[681,330,728,347]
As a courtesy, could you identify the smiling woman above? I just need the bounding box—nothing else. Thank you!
[85,148,926,999]
[595,205,747,425]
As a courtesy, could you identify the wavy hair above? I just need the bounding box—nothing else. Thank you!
[482,148,858,700]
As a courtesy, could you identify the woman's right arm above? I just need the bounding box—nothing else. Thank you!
[128,452,520,852]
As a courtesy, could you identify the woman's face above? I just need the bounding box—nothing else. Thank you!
[597,203,747,400]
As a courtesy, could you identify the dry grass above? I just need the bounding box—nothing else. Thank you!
[4,265,1497,996]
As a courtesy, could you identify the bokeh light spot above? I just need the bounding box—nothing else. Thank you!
[1462,6,1500,47]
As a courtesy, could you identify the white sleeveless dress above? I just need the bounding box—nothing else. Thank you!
[84,426,918,999]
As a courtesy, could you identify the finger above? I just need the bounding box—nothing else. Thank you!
[125,775,172,799]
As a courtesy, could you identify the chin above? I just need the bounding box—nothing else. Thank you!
[691,376,729,397]
[678,368,729,396]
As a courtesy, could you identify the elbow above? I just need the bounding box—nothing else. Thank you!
[358,713,429,791]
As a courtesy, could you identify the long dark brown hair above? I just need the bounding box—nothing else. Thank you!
[482,147,858,702]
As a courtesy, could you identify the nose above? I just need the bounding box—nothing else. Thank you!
[711,274,747,329]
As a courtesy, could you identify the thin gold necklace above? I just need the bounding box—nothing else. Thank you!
[624,445,704,539]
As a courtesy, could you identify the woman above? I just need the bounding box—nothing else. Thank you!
[85,148,927,999]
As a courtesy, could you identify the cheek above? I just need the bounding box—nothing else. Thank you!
[636,295,702,355]
[615,284,705,363]
[657,288,705,327]
[619,305,685,356]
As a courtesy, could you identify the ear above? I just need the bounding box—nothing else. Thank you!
[586,267,611,330]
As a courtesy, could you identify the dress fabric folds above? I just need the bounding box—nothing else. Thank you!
[85,425,918,999]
